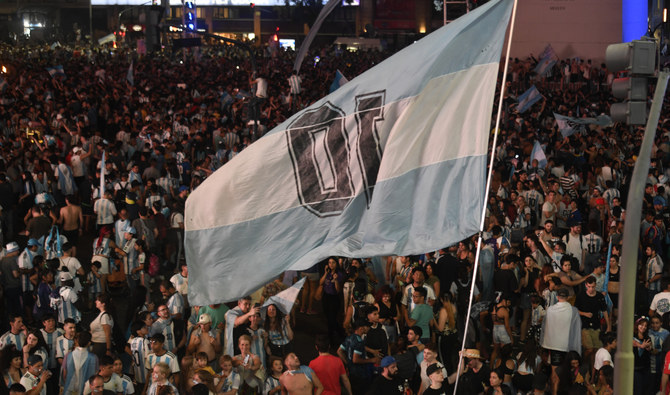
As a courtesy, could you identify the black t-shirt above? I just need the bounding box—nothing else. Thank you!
[457,364,490,395]
[493,268,518,297]
[574,290,607,329]
[424,383,453,395]
[366,375,404,395]
[521,267,540,294]
[366,325,389,357]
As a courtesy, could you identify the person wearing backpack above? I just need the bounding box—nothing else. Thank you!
[562,221,586,272]
[132,206,158,254]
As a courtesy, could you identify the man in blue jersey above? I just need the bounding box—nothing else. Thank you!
[0,315,26,350]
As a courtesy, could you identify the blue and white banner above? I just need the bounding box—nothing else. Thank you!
[329,69,349,93]
[185,0,514,305]
[517,85,543,113]
[46,65,65,79]
[293,0,341,74]
[554,112,613,138]
[530,141,547,169]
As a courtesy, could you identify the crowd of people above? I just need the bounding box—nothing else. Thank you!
[0,30,669,395]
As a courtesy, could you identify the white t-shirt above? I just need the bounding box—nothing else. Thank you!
[90,312,113,343]
[594,347,612,370]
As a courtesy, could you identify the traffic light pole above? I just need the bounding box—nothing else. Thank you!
[614,69,669,394]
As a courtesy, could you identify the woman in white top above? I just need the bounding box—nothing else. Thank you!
[89,294,114,359]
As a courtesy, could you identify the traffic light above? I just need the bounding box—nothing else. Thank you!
[184,0,196,31]
[606,40,657,125]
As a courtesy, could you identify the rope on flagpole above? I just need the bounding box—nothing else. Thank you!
[453,0,518,393]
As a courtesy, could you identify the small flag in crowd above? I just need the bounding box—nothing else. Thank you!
[46,65,66,80]
[184,0,514,305]
[534,45,558,77]
[329,69,349,93]
[262,277,306,316]
[530,140,547,169]
[517,85,543,113]
[554,112,613,138]
[126,61,134,86]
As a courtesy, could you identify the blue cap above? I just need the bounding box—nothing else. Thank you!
[380,356,396,368]
[125,227,137,234]
[27,238,40,247]
[179,185,189,193]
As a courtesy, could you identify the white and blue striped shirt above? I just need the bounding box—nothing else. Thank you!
[122,238,139,278]
[128,336,150,383]
[120,374,135,394]
[145,351,180,384]
[40,328,64,369]
[57,287,81,323]
[0,331,26,350]
[167,293,184,318]
[247,327,267,368]
[93,198,117,225]
[17,248,35,292]
[115,219,131,246]
[54,335,74,361]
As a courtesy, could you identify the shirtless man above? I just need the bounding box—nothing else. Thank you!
[186,313,221,363]
[58,195,83,256]
[279,353,323,395]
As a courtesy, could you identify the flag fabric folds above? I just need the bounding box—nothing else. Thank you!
[293,0,341,74]
[530,141,547,169]
[517,85,543,113]
[185,0,514,305]
[329,69,349,93]
[534,44,558,77]
[126,61,134,87]
[262,277,306,316]
[554,112,613,138]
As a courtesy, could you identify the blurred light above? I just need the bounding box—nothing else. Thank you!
[250,2,255,7]
[187,23,195,30]
[664,8,667,23]
[1,66,6,74]
[314,56,320,63]
[273,34,278,42]
[132,25,142,31]
[248,33,255,40]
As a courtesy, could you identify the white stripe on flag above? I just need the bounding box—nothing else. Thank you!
[262,277,306,316]
[185,0,514,305]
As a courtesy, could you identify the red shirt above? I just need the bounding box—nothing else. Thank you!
[309,354,346,395]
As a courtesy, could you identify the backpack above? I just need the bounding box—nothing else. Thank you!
[138,219,156,250]
[147,254,160,277]
[394,346,420,389]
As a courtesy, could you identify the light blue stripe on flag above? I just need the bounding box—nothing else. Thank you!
[530,140,547,169]
[100,151,106,196]
[517,85,543,113]
[329,70,349,93]
[185,0,514,305]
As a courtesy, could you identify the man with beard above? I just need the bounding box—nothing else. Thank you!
[367,356,404,394]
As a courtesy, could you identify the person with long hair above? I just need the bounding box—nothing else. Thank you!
[513,339,541,393]
[233,335,262,394]
[556,351,588,395]
[0,347,24,388]
[21,332,48,370]
[485,369,512,395]
[90,293,115,359]
[319,257,345,342]
[434,292,457,373]
[633,316,652,395]
[264,304,293,358]
[375,286,400,345]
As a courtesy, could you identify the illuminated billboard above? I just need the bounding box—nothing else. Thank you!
[92,0,286,5]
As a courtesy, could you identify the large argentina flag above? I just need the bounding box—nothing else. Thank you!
[185,0,514,305]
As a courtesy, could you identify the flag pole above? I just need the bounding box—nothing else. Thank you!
[453,0,518,393]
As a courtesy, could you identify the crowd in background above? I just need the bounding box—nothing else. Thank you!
[0,37,669,395]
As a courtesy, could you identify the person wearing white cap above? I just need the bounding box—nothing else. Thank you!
[187,313,222,363]
[56,271,81,324]
[1,242,22,317]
